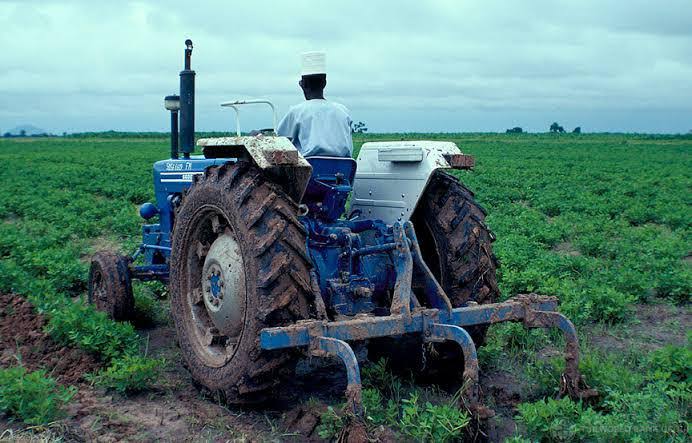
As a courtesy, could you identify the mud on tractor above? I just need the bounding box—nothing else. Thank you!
[88,40,595,417]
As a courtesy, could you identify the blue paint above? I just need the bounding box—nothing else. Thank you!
[131,156,233,281]
[303,157,357,222]
[139,202,159,220]
[209,274,222,298]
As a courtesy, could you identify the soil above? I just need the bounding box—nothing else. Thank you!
[586,302,690,353]
[0,293,100,385]
[0,294,688,442]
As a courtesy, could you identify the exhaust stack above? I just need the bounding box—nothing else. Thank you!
[179,39,195,158]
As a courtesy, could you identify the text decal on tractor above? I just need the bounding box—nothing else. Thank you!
[88,40,597,417]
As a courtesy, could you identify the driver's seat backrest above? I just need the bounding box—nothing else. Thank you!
[303,156,358,221]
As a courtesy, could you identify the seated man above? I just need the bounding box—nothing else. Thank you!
[277,52,353,158]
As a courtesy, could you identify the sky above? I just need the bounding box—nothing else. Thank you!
[1,0,691,134]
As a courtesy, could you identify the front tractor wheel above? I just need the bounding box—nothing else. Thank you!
[87,252,134,321]
[170,162,317,403]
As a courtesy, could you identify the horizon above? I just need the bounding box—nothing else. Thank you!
[4,128,692,137]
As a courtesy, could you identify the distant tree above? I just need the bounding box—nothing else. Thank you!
[3,132,11,138]
[573,126,581,134]
[550,122,566,133]
[19,129,26,137]
[350,121,368,134]
[506,127,523,134]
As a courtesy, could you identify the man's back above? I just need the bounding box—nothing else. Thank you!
[277,99,353,158]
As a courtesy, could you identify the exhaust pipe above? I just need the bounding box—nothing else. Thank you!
[179,39,195,158]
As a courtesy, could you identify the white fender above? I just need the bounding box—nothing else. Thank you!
[351,141,473,224]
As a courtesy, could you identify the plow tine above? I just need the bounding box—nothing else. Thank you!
[523,310,598,400]
[404,222,452,312]
[310,336,363,416]
[427,323,488,416]
[390,222,414,317]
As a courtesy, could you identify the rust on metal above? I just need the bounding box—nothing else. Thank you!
[518,299,598,402]
[443,153,475,169]
[390,222,414,317]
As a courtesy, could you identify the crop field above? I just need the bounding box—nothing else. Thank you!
[0,133,690,441]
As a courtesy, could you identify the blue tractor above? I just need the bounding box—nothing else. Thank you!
[88,41,595,416]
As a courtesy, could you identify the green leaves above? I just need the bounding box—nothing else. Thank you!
[44,300,140,361]
[318,359,470,442]
[398,392,470,442]
[86,355,166,394]
[515,344,691,442]
[0,366,76,425]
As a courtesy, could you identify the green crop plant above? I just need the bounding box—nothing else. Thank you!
[318,359,470,441]
[0,133,689,433]
[86,355,167,394]
[0,366,76,426]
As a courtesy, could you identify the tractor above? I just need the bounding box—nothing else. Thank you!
[88,40,595,417]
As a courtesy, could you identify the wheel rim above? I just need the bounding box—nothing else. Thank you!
[182,207,246,368]
[202,233,244,336]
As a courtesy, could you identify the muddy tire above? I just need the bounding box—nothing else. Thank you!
[87,252,134,321]
[369,170,499,372]
[170,162,317,403]
[412,170,500,345]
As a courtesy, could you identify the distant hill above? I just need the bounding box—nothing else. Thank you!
[4,124,48,136]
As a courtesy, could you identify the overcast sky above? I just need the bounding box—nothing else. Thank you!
[1,0,691,134]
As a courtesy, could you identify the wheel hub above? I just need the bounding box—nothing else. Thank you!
[201,233,245,337]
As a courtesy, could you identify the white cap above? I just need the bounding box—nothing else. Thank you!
[301,51,326,76]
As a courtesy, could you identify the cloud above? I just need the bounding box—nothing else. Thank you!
[1,0,691,133]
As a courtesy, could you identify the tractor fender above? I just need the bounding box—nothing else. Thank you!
[197,136,312,202]
[351,141,474,224]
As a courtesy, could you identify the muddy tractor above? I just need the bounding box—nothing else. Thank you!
[88,40,595,416]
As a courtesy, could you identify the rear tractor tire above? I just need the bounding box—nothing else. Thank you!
[413,170,500,345]
[169,162,318,403]
[369,170,499,372]
[87,252,135,321]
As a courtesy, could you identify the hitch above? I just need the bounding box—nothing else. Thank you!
[260,293,597,417]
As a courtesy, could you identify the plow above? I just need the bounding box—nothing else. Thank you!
[88,40,596,419]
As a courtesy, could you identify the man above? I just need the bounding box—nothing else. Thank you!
[277,51,353,158]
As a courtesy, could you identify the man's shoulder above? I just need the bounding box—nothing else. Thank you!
[331,101,349,113]
[291,100,350,116]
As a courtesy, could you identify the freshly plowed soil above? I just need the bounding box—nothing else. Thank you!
[0,293,101,385]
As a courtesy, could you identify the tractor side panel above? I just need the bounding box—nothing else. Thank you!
[152,157,231,238]
[351,141,461,224]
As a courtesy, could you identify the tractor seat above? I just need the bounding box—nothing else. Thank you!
[303,156,358,221]
[306,156,357,186]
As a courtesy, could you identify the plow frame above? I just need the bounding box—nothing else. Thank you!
[261,221,595,416]
[260,293,595,416]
